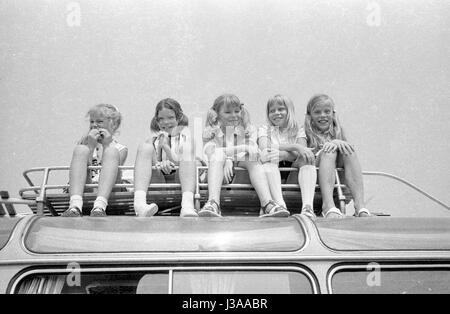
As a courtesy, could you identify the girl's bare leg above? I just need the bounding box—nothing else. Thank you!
[66,145,91,214]
[318,151,342,217]
[341,152,366,214]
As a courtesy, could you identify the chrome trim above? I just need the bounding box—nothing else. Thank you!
[168,269,173,294]
[10,265,318,294]
[327,263,450,294]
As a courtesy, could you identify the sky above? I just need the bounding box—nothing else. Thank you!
[0,0,449,216]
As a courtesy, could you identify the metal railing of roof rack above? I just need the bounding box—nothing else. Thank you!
[10,166,449,216]
[362,171,450,211]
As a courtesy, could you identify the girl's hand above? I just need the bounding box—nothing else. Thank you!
[260,148,280,164]
[332,140,355,156]
[87,128,101,150]
[159,160,175,175]
[98,128,113,146]
[223,159,234,184]
[160,132,171,147]
[297,146,315,164]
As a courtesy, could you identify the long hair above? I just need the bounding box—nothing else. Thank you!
[304,94,345,150]
[203,94,251,142]
[266,94,299,141]
[150,98,189,133]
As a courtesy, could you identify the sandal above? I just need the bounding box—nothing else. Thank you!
[90,207,107,217]
[61,206,82,217]
[260,200,290,218]
[198,200,222,217]
[322,207,344,219]
[301,204,316,219]
[354,208,371,217]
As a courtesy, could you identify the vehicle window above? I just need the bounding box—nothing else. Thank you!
[331,267,450,294]
[173,271,313,294]
[0,217,22,250]
[16,271,169,294]
[25,216,305,253]
[15,269,313,294]
[315,217,450,251]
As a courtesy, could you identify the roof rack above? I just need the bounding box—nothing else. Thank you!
[17,165,352,217]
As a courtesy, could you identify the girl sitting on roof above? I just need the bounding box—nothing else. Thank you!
[199,93,289,218]
[304,94,371,218]
[62,104,128,217]
[258,95,317,218]
[133,98,199,217]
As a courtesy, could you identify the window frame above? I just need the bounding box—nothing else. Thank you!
[10,265,318,294]
[327,263,450,294]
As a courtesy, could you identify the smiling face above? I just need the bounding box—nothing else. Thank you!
[217,104,242,127]
[268,102,288,128]
[157,107,178,133]
[89,111,114,133]
[310,100,334,132]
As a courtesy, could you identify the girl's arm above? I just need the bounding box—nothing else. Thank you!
[119,147,128,166]
[258,136,297,162]
[279,138,315,164]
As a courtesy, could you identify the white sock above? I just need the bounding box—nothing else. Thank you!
[299,165,317,208]
[69,195,83,210]
[181,191,194,210]
[93,196,108,210]
[134,190,157,216]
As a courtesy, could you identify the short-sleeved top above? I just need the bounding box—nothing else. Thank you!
[150,127,191,162]
[203,124,258,161]
[257,125,307,148]
[90,141,127,182]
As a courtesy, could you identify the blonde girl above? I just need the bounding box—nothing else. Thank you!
[133,98,198,217]
[62,104,128,217]
[258,95,317,218]
[199,94,289,218]
[305,94,371,218]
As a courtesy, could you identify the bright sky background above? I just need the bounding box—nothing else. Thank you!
[1,0,449,216]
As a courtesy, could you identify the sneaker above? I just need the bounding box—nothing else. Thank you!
[135,203,158,217]
[259,200,290,218]
[61,206,82,217]
[90,207,107,217]
[301,204,316,219]
[198,200,221,217]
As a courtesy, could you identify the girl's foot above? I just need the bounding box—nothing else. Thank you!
[180,206,199,218]
[135,203,158,217]
[354,208,371,217]
[90,207,107,217]
[260,200,290,218]
[198,200,221,217]
[322,207,344,219]
[61,206,82,217]
[301,204,316,219]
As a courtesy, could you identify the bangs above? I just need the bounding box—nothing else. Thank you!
[214,94,241,112]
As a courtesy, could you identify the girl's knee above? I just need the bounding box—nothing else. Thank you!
[209,149,226,163]
[321,151,338,161]
[137,142,155,157]
[103,146,120,159]
[72,145,90,158]
[293,157,314,168]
